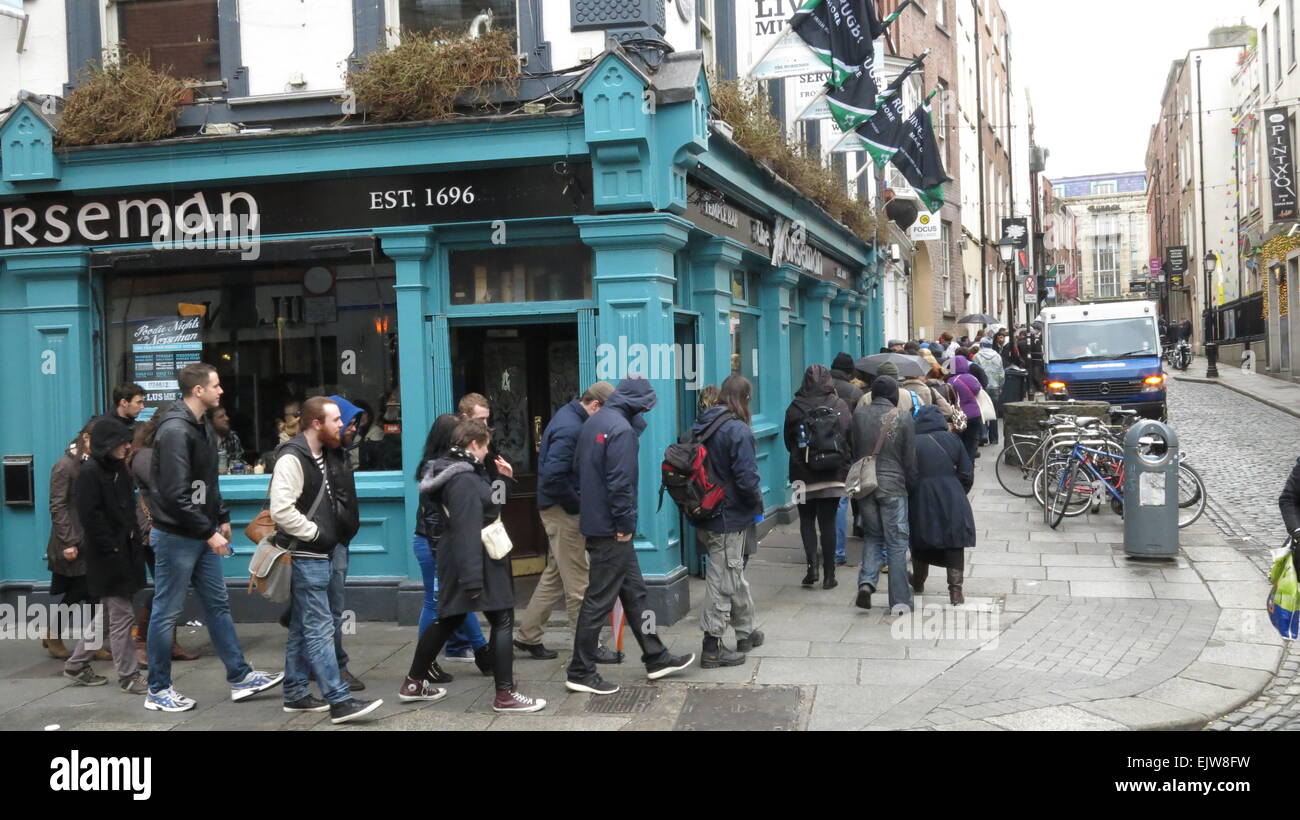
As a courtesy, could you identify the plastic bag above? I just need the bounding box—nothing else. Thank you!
[1267,550,1299,640]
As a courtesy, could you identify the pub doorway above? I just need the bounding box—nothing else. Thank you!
[449,322,580,575]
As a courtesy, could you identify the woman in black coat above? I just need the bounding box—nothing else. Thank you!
[63,419,148,691]
[401,419,545,713]
[784,365,853,589]
[907,406,976,605]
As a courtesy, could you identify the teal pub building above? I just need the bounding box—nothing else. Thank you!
[0,47,882,625]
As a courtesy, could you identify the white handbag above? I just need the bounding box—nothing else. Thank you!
[443,504,513,560]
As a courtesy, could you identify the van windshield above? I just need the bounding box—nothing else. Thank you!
[1045,317,1159,363]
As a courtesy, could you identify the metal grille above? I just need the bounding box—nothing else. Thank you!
[583,685,659,714]
[1069,380,1143,400]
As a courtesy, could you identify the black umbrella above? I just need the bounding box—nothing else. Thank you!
[855,353,928,379]
[957,313,999,325]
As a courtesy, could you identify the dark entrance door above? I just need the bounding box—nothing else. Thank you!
[449,323,580,568]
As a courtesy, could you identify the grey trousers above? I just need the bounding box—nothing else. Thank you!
[66,595,138,682]
[699,528,756,639]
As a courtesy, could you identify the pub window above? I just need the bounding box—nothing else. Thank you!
[117,0,222,83]
[449,244,592,305]
[730,270,746,302]
[729,310,760,415]
[106,260,401,472]
[398,0,518,43]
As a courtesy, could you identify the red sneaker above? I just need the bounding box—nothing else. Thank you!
[398,677,448,702]
[492,687,546,713]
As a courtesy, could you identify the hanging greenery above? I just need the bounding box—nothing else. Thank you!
[344,28,521,123]
[710,78,876,240]
[57,51,191,147]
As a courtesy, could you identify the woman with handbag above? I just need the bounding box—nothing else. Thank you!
[947,357,984,462]
[907,405,976,606]
[401,418,546,713]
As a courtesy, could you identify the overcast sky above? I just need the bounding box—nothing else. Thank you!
[1000,0,1258,180]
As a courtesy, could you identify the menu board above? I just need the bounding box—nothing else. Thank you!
[129,317,203,422]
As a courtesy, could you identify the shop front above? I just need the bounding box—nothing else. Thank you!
[0,48,879,625]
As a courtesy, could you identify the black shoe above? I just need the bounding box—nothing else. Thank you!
[736,630,765,652]
[701,636,746,668]
[593,644,625,664]
[800,564,819,587]
[329,697,383,724]
[473,644,494,676]
[513,640,558,660]
[823,576,838,590]
[341,667,366,692]
[565,675,619,695]
[646,652,695,681]
[426,662,453,684]
[283,695,330,713]
[856,584,873,610]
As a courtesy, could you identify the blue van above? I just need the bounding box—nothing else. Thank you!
[1040,301,1167,420]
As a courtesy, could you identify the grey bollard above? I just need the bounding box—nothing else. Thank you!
[1122,420,1180,557]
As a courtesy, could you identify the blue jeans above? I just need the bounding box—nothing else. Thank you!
[329,546,349,669]
[285,557,349,704]
[411,535,485,652]
[858,494,914,612]
[147,528,252,692]
[835,497,848,562]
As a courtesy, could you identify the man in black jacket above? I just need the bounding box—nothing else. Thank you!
[143,363,282,713]
[565,377,695,695]
[94,383,146,433]
[271,397,379,724]
[514,381,623,662]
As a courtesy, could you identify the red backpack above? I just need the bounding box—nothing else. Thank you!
[659,412,733,522]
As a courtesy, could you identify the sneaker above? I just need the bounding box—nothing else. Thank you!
[856,584,873,610]
[341,668,366,692]
[329,697,383,724]
[399,677,448,702]
[443,647,475,663]
[646,652,695,681]
[144,686,196,712]
[230,670,285,702]
[63,666,107,686]
[736,630,765,652]
[427,662,454,684]
[473,644,494,676]
[513,640,559,660]
[564,675,619,695]
[594,644,625,664]
[493,688,546,713]
[283,695,331,713]
[118,673,148,695]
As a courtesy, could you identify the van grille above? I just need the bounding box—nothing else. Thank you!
[1068,380,1143,400]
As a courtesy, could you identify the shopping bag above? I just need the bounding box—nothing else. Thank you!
[1266,549,1299,640]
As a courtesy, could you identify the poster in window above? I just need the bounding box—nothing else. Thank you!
[128,316,204,422]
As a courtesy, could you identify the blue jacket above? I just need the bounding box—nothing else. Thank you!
[576,377,655,537]
[691,406,763,533]
[537,399,590,514]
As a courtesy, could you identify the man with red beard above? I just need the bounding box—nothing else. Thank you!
[270,396,377,723]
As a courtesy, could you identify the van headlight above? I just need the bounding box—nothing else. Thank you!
[1141,374,1165,393]
[1047,380,1068,397]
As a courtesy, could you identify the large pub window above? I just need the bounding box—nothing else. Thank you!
[117,0,222,82]
[106,259,401,472]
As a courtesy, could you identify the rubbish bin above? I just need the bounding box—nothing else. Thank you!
[1122,420,1180,557]
[1003,366,1027,404]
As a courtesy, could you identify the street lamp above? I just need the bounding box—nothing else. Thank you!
[998,237,1016,327]
[1202,250,1219,378]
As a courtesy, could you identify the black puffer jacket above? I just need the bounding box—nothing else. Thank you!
[76,420,147,599]
[419,448,510,616]
[147,400,229,540]
[783,365,852,492]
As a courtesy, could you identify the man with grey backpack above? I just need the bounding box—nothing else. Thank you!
[269,396,381,724]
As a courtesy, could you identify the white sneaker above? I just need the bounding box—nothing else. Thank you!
[144,686,196,712]
[231,670,285,702]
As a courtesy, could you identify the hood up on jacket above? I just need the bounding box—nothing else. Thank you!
[418,447,479,497]
[951,356,972,377]
[89,417,132,464]
[604,376,657,435]
[870,375,900,405]
[797,365,836,398]
[831,352,855,375]
[328,394,363,431]
[913,405,949,435]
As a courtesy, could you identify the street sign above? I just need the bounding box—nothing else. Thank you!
[1001,217,1029,249]
[909,212,941,241]
[1129,281,1148,294]
[1149,257,1162,281]
[1167,245,1187,287]
[1024,271,1037,297]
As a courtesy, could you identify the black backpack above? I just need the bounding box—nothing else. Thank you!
[796,400,848,473]
[659,412,733,522]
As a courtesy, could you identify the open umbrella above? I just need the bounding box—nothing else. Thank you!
[957,313,999,325]
[855,353,928,379]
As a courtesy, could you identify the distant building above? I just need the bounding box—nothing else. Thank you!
[1052,173,1149,304]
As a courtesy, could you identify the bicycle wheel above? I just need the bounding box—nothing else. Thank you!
[1177,463,1206,528]
[1049,459,1084,529]
[996,441,1039,498]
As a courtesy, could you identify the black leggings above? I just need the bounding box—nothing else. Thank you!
[798,497,840,575]
[409,608,514,691]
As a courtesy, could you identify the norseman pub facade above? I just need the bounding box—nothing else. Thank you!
[0,48,881,624]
